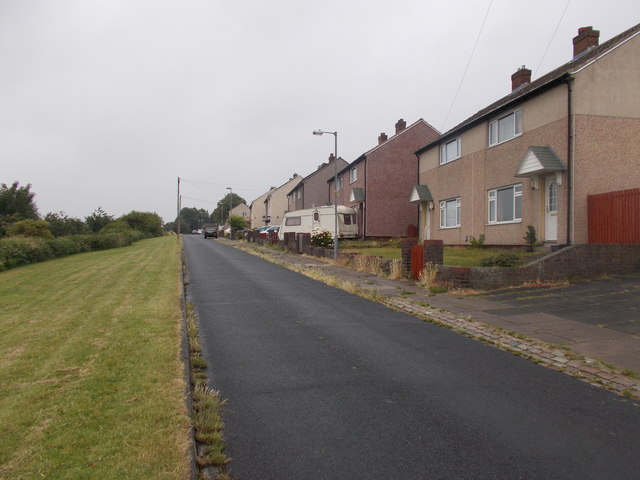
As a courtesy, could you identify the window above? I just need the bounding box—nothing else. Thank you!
[342,214,356,225]
[296,188,302,200]
[285,216,301,226]
[440,197,461,228]
[439,137,461,164]
[488,184,522,223]
[349,167,358,183]
[489,109,522,146]
[336,176,343,190]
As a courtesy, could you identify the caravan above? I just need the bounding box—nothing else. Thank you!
[278,205,358,241]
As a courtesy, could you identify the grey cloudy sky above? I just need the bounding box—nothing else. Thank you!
[1,0,638,223]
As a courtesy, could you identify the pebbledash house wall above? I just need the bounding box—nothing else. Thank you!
[570,34,640,243]
[417,25,640,247]
[418,84,570,246]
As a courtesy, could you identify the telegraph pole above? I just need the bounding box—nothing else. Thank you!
[177,177,181,236]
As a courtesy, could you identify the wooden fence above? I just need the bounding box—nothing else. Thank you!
[588,188,640,244]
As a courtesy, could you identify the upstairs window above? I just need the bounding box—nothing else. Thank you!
[489,109,522,146]
[440,197,461,228]
[488,184,522,223]
[349,166,358,183]
[439,137,461,165]
[336,176,343,190]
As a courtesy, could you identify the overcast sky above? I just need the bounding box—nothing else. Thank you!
[1,0,638,223]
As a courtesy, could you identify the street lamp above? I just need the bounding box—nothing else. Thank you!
[226,187,232,225]
[313,129,338,261]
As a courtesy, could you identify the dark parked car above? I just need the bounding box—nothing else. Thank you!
[203,226,218,238]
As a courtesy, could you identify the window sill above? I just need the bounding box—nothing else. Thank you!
[488,133,522,149]
[439,225,461,230]
[486,220,522,226]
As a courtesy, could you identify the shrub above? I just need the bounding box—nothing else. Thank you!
[480,252,522,267]
[7,219,54,239]
[468,234,485,249]
[0,232,144,271]
[311,228,333,248]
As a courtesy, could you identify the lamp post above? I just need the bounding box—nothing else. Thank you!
[313,129,338,261]
[226,187,232,225]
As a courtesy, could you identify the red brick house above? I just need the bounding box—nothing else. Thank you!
[287,154,348,211]
[330,118,440,238]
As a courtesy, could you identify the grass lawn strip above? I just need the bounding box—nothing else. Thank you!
[0,237,191,479]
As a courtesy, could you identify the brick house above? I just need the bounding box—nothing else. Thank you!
[413,24,640,246]
[287,154,348,211]
[329,118,440,238]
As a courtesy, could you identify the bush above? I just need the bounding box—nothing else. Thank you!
[0,232,144,271]
[7,219,54,239]
[480,252,522,267]
[311,228,333,248]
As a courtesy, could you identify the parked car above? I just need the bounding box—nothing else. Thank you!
[203,226,218,238]
[265,226,280,235]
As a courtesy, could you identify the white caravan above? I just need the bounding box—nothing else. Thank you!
[278,205,358,241]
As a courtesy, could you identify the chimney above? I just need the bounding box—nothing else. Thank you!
[328,153,335,163]
[573,26,599,58]
[378,132,388,144]
[511,65,531,91]
[395,118,407,134]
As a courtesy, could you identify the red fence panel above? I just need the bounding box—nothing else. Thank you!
[588,188,640,244]
[410,244,424,279]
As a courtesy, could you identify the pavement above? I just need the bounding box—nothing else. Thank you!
[220,238,640,401]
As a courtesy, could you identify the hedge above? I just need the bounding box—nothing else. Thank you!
[0,231,147,271]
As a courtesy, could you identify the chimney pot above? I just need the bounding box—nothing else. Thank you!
[328,153,335,163]
[395,118,407,134]
[378,132,388,144]
[573,26,599,58]
[511,65,532,91]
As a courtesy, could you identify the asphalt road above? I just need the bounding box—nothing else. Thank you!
[183,236,640,480]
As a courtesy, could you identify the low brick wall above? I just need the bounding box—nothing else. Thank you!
[438,244,640,290]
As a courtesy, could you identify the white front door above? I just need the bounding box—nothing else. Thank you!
[545,177,558,242]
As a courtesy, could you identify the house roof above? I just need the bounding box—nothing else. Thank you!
[288,157,347,196]
[515,145,566,178]
[350,188,365,203]
[330,118,441,181]
[416,22,640,155]
[409,184,434,203]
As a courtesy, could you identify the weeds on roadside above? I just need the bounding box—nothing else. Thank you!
[388,259,404,280]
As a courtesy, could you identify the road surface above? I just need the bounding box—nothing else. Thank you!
[183,236,640,480]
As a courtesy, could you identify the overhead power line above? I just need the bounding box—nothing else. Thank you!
[440,0,493,133]
[533,0,572,80]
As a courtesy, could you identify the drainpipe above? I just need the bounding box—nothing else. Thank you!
[564,74,574,245]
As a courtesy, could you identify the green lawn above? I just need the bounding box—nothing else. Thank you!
[342,243,538,267]
[0,237,190,479]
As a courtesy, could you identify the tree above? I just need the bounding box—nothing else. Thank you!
[228,214,248,230]
[0,182,39,237]
[120,211,163,237]
[85,207,114,233]
[176,207,209,232]
[44,212,88,237]
[210,193,246,226]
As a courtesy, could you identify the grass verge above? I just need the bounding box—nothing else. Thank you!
[0,236,191,479]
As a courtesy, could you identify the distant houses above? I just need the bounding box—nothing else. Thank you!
[248,22,639,246]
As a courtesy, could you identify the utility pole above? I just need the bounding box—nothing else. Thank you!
[177,177,181,237]
[227,187,232,224]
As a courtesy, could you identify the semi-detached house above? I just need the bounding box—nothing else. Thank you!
[413,24,640,246]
